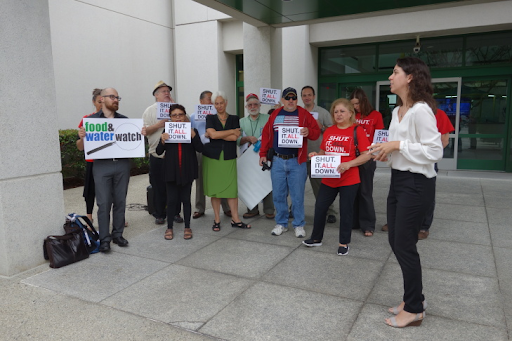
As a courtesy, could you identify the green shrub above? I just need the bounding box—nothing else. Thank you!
[59,129,149,181]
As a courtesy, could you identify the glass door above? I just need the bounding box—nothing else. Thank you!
[376,78,462,170]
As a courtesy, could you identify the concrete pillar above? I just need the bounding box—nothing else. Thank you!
[0,0,65,276]
[243,23,278,115]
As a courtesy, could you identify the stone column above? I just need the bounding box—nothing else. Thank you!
[0,0,65,276]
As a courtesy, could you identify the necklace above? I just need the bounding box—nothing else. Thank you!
[218,114,228,122]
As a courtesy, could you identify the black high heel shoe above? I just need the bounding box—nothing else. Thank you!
[212,221,221,232]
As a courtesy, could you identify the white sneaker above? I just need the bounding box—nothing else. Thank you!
[271,224,288,236]
[294,226,306,238]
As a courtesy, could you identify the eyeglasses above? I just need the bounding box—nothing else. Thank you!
[102,95,122,101]
[170,113,185,118]
[284,96,297,101]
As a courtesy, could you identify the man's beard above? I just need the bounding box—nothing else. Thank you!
[105,102,118,112]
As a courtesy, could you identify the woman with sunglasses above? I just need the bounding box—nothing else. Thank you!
[371,57,443,328]
[156,104,203,240]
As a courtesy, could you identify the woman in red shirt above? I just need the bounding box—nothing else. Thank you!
[303,98,372,256]
[350,89,384,237]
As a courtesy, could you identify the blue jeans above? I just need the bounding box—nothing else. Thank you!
[270,156,307,228]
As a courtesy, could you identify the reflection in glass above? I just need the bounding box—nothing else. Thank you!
[320,46,376,76]
[318,82,336,113]
[466,31,512,66]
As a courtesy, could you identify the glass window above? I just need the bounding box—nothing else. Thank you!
[466,31,512,66]
[318,82,336,113]
[378,37,463,71]
[320,45,376,76]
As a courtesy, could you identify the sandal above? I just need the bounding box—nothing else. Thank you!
[184,228,193,240]
[212,221,221,232]
[231,220,251,229]
[363,230,374,237]
[164,228,173,240]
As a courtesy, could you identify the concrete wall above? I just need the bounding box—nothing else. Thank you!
[0,0,64,276]
[49,0,175,129]
[174,0,236,115]
[309,1,512,46]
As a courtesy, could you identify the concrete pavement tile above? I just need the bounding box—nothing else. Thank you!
[433,203,487,223]
[199,281,362,341]
[481,179,512,192]
[177,238,294,279]
[493,247,512,317]
[21,252,169,303]
[102,264,253,328]
[484,194,512,209]
[348,303,507,341]
[368,263,505,328]
[228,218,310,247]
[0,282,214,341]
[428,218,490,245]
[434,191,485,206]
[434,178,483,194]
[488,224,512,249]
[114,226,221,263]
[487,207,512,226]
[417,239,496,277]
[263,248,383,300]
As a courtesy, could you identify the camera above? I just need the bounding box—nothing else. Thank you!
[261,162,271,171]
[413,42,421,54]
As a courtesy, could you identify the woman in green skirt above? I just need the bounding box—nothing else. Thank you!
[203,91,251,231]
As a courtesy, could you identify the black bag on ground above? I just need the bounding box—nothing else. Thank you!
[147,185,155,215]
[43,232,89,268]
[63,214,100,254]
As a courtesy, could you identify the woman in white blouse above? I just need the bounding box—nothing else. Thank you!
[371,57,443,328]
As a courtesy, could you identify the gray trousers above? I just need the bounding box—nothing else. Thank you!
[307,160,336,216]
[93,158,130,242]
[195,152,230,213]
[247,192,275,215]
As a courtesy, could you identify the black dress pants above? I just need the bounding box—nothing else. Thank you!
[387,169,435,314]
[150,155,181,219]
[353,160,377,231]
[166,181,192,229]
[311,183,359,245]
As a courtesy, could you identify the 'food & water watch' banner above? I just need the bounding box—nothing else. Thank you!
[83,118,145,159]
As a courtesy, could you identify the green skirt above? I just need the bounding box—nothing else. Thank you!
[203,152,238,198]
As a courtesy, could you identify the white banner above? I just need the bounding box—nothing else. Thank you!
[237,146,272,210]
[373,129,389,144]
[310,155,341,178]
[278,126,303,148]
[164,122,191,143]
[259,88,281,105]
[195,104,217,122]
[156,102,175,120]
[83,118,145,159]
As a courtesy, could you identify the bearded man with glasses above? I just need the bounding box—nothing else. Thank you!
[259,87,321,238]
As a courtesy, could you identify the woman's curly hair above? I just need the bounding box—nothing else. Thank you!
[396,57,436,113]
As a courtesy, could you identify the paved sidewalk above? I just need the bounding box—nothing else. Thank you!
[2,169,512,340]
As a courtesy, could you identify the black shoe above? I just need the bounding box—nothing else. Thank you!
[155,217,165,225]
[337,245,349,256]
[327,215,336,223]
[99,241,111,253]
[174,215,184,223]
[112,236,129,247]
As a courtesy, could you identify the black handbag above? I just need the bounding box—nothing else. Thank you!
[43,232,89,268]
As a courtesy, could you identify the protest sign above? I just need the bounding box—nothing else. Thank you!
[195,104,217,122]
[237,148,272,210]
[278,126,303,148]
[373,129,389,144]
[83,118,145,159]
[310,155,341,178]
[156,102,175,120]
[310,111,319,120]
[164,122,191,143]
[259,88,281,105]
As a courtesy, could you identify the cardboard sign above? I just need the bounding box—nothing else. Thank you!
[310,111,319,120]
[237,148,272,210]
[311,155,341,178]
[259,88,281,105]
[373,129,389,144]
[83,118,145,159]
[278,126,303,148]
[164,122,191,143]
[195,104,217,122]
[156,102,175,120]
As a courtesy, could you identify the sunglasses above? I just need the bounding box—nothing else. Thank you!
[284,96,297,101]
